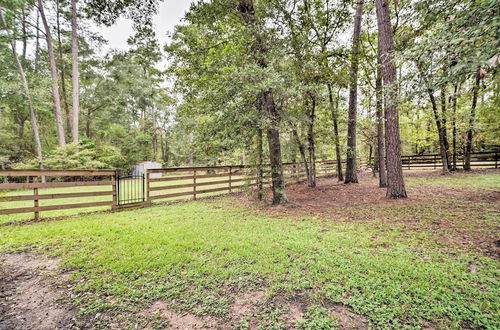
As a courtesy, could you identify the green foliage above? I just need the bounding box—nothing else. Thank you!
[16,139,125,170]
[296,306,339,329]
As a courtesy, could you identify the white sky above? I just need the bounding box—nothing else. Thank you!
[91,1,195,68]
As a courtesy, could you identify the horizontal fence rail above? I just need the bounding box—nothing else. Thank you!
[400,151,499,170]
[0,170,116,221]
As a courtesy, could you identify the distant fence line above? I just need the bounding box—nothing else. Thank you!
[0,151,498,221]
[400,150,499,170]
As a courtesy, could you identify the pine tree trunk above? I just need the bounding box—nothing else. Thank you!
[38,0,66,146]
[1,9,44,169]
[71,0,79,143]
[464,69,481,171]
[21,8,27,58]
[427,89,449,174]
[238,0,287,204]
[256,128,264,200]
[35,11,40,72]
[307,93,316,188]
[451,83,459,170]
[375,54,387,187]
[375,0,407,198]
[262,90,288,204]
[345,0,364,184]
[440,87,451,170]
[56,0,72,139]
[327,84,343,181]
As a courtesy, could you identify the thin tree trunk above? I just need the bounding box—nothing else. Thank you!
[427,89,449,173]
[238,0,287,204]
[376,53,387,187]
[71,0,79,143]
[21,8,27,58]
[35,11,40,71]
[38,0,66,146]
[1,9,44,170]
[307,93,316,188]
[345,0,364,184]
[56,0,72,138]
[292,127,310,183]
[451,83,459,170]
[327,84,344,181]
[440,87,451,169]
[375,0,407,198]
[464,69,481,170]
[256,128,264,200]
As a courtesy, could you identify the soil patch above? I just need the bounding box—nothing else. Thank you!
[0,252,75,330]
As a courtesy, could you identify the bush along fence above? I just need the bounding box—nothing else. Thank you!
[0,160,337,221]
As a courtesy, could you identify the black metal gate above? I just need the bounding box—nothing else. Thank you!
[117,174,146,205]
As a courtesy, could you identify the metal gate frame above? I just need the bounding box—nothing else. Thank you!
[116,173,146,206]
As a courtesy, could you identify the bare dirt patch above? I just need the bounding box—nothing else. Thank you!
[329,303,369,329]
[139,300,217,329]
[0,252,75,330]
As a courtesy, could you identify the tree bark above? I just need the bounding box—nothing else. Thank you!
[256,128,264,200]
[21,8,27,58]
[306,93,316,188]
[451,83,459,170]
[262,90,288,204]
[71,0,80,143]
[238,0,287,204]
[375,0,407,198]
[56,0,72,139]
[375,53,387,187]
[1,9,44,170]
[464,69,481,170]
[440,87,451,169]
[327,84,343,181]
[292,127,310,184]
[427,89,449,174]
[38,0,66,146]
[345,0,364,184]
[35,11,40,72]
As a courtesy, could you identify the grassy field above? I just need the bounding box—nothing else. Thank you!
[0,171,499,329]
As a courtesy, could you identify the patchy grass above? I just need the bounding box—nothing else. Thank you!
[406,172,500,190]
[0,171,499,328]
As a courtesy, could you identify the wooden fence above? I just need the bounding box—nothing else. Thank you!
[0,161,336,221]
[0,170,116,221]
[400,151,499,170]
[0,152,497,221]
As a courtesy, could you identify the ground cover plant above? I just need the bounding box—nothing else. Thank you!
[1,170,498,329]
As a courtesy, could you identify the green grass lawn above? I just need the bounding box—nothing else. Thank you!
[0,172,499,329]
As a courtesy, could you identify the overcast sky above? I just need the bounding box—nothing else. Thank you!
[91,1,195,66]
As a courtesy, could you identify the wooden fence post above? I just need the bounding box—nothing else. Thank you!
[33,176,40,221]
[146,171,150,203]
[111,171,117,208]
[434,155,437,169]
[228,166,232,193]
[496,152,498,169]
[193,170,197,200]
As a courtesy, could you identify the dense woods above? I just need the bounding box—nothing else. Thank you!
[0,0,498,202]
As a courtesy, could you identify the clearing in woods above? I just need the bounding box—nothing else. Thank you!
[0,170,499,329]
